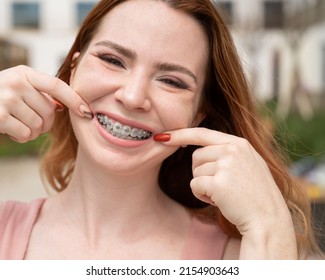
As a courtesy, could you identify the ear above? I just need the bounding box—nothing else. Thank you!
[72,52,81,61]
[70,52,81,84]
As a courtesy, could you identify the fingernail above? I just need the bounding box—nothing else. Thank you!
[53,99,64,112]
[154,133,170,142]
[79,104,93,119]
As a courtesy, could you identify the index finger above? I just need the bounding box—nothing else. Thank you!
[154,127,237,147]
[25,67,92,118]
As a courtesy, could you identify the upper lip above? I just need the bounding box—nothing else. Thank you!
[96,111,156,134]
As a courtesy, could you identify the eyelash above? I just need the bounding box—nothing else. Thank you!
[97,53,189,90]
[98,53,125,69]
[158,78,189,90]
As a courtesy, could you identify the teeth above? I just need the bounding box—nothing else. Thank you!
[121,125,131,136]
[103,115,110,125]
[106,118,113,130]
[113,122,122,133]
[97,113,152,140]
[130,128,138,138]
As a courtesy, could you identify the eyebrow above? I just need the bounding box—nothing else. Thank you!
[95,40,198,84]
[95,40,137,60]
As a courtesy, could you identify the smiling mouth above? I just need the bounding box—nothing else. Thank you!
[97,113,153,140]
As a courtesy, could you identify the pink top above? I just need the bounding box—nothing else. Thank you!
[0,199,229,260]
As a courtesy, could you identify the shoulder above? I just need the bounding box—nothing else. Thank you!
[0,198,46,225]
[0,198,46,259]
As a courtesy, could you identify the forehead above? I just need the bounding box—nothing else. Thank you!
[90,0,209,70]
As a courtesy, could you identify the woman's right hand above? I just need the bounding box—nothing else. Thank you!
[0,65,91,143]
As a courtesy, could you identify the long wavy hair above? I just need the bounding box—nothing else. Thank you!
[40,0,321,258]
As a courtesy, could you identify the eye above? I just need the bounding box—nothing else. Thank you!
[97,53,125,69]
[159,78,189,90]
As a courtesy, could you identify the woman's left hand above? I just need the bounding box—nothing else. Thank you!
[156,128,298,259]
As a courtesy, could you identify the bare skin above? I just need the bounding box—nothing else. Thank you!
[158,128,297,259]
[0,0,297,259]
[0,65,91,142]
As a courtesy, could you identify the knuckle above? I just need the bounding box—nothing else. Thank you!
[190,177,198,190]
[192,149,201,162]
[192,149,203,170]
[21,127,32,139]
[4,92,21,105]
[192,166,199,177]
[227,138,251,155]
[227,143,240,155]
[32,117,43,131]
[18,128,32,143]
[15,65,29,72]
[0,65,24,80]
[0,109,9,123]
[236,137,250,149]
[220,157,234,170]
[0,80,26,101]
[212,172,227,188]
[27,115,44,139]
[28,133,39,142]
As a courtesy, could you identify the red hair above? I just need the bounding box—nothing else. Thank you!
[41,0,321,258]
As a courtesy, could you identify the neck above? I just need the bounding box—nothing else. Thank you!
[56,149,175,239]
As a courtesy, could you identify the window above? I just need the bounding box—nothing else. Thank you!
[76,2,96,26]
[264,1,284,29]
[213,1,233,25]
[12,2,40,29]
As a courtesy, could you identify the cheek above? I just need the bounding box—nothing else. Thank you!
[153,97,198,130]
[70,60,119,103]
[70,71,103,103]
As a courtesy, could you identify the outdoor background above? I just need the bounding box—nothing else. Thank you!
[0,0,324,249]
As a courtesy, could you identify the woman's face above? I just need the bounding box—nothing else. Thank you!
[69,0,209,174]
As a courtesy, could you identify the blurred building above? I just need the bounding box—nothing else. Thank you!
[215,0,325,116]
[0,0,324,111]
[0,0,99,74]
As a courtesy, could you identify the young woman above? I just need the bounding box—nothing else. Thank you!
[0,0,320,259]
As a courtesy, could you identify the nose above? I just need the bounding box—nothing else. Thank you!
[114,71,151,112]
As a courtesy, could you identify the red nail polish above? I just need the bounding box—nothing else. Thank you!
[154,133,170,142]
[53,99,64,112]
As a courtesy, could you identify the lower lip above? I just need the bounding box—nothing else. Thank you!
[95,118,152,148]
